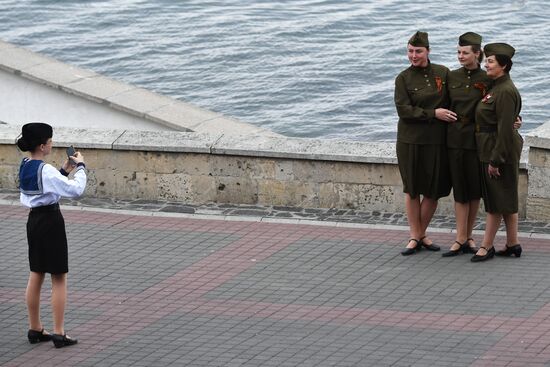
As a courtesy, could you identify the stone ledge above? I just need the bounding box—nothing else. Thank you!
[0,124,537,167]
[0,39,275,137]
[112,130,215,153]
[0,125,395,164]
[0,124,123,149]
[212,134,396,163]
[525,120,550,150]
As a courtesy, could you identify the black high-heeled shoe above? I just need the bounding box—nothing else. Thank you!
[442,241,462,257]
[470,246,495,262]
[420,236,440,251]
[27,328,52,344]
[401,238,421,256]
[495,244,522,258]
[51,333,78,348]
[462,238,478,254]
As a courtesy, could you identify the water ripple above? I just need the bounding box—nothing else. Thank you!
[0,0,548,140]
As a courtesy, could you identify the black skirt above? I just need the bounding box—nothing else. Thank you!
[27,204,69,274]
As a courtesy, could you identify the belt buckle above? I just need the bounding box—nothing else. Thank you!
[475,124,480,133]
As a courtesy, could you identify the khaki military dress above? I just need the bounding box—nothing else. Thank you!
[475,74,523,214]
[447,67,491,203]
[395,62,451,199]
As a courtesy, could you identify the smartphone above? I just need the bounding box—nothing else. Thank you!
[66,145,76,165]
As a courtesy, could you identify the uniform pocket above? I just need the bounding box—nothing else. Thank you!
[407,85,429,94]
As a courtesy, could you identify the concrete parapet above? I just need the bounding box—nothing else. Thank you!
[526,121,550,220]
[0,124,531,218]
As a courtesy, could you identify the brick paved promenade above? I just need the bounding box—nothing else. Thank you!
[1,196,550,366]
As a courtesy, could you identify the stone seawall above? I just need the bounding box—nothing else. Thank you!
[0,124,533,218]
[526,122,550,220]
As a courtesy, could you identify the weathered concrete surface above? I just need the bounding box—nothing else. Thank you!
[526,122,550,220]
[0,124,533,218]
[213,134,396,163]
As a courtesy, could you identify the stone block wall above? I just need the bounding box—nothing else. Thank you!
[526,148,550,220]
[0,125,533,218]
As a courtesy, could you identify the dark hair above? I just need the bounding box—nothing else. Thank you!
[494,54,513,73]
[471,44,483,63]
[16,136,45,152]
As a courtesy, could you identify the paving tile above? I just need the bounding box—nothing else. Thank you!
[1,202,550,366]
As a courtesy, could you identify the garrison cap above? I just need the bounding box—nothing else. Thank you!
[484,43,515,58]
[458,32,482,46]
[408,31,429,48]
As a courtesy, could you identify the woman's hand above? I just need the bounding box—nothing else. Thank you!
[488,164,500,179]
[71,151,85,165]
[435,108,457,123]
[513,116,522,130]
[62,159,74,173]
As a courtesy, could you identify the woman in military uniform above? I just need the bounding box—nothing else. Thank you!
[441,32,488,257]
[471,43,523,262]
[394,31,456,256]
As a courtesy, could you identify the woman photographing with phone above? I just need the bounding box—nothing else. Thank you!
[17,122,86,347]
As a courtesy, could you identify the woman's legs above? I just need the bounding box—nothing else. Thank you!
[467,199,481,244]
[405,194,438,247]
[405,194,422,247]
[503,213,519,246]
[476,212,502,255]
[51,273,67,335]
[26,272,45,331]
[419,196,438,245]
[452,201,469,249]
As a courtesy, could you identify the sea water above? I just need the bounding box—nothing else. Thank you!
[0,0,547,140]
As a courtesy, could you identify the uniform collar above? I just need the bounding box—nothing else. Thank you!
[462,65,482,75]
[410,60,432,73]
[493,73,511,86]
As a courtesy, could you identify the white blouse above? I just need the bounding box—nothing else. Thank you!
[19,159,87,208]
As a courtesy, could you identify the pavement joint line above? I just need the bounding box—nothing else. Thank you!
[2,198,549,239]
